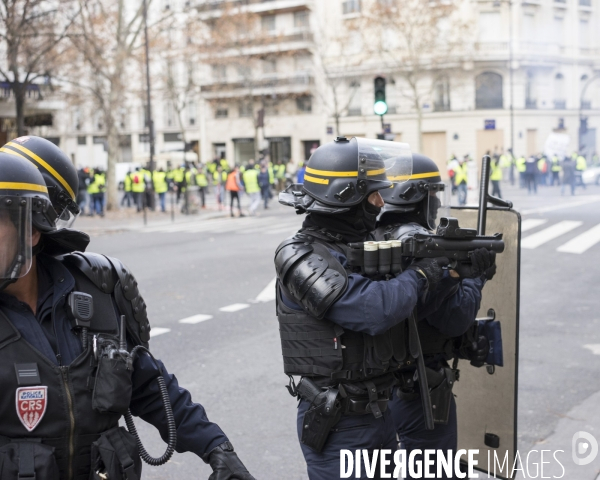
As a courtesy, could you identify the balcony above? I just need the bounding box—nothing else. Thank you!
[554,99,566,109]
[197,0,310,16]
[201,73,314,98]
[525,99,537,109]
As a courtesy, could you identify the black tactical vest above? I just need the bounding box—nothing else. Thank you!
[276,231,408,384]
[0,311,120,480]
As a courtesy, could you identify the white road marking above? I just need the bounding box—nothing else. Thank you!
[521,219,548,232]
[583,344,600,355]
[255,277,276,303]
[521,196,600,215]
[149,327,171,337]
[178,314,214,324]
[556,223,600,254]
[219,303,250,312]
[521,221,583,249]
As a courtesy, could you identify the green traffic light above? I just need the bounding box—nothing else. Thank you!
[374,101,388,116]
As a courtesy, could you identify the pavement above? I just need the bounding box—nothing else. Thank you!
[78,181,600,479]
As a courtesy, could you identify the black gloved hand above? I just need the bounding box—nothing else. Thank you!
[483,263,497,281]
[467,335,489,368]
[202,442,256,480]
[407,257,450,289]
[456,249,496,279]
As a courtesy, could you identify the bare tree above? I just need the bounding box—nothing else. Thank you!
[0,0,77,136]
[66,0,150,210]
[361,0,474,151]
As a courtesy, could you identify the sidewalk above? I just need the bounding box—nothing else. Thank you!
[76,191,229,235]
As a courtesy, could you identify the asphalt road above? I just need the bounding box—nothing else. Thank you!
[84,181,600,479]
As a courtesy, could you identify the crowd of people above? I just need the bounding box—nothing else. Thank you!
[75,157,291,218]
[446,149,599,204]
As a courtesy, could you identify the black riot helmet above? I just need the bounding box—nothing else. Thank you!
[379,153,449,230]
[280,136,412,214]
[1,136,80,228]
[0,153,57,290]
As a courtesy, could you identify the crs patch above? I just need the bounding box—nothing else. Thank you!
[16,386,48,432]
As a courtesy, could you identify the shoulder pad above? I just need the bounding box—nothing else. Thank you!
[276,240,348,319]
[275,234,314,279]
[61,252,150,348]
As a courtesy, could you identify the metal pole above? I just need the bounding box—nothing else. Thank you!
[478,155,491,236]
[143,0,155,173]
[508,0,515,184]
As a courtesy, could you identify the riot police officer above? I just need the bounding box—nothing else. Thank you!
[371,153,496,480]
[275,137,454,480]
[0,139,255,480]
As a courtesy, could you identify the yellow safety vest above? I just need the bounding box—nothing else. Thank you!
[213,171,227,184]
[124,174,132,192]
[242,168,260,193]
[454,163,468,185]
[516,157,526,173]
[275,164,286,179]
[490,160,502,181]
[576,156,587,172]
[551,157,562,172]
[172,168,185,183]
[153,171,168,194]
[196,172,208,187]
[131,171,146,193]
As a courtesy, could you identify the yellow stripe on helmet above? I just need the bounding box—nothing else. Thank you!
[0,182,48,193]
[305,167,356,178]
[303,175,329,185]
[4,142,76,200]
[388,171,440,181]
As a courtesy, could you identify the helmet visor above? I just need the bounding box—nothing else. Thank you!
[0,198,32,281]
[426,182,450,230]
[55,207,79,229]
[356,138,413,187]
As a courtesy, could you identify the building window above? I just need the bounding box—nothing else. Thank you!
[433,77,450,112]
[294,11,309,29]
[296,95,312,113]
[239,102,253,117]
[294,54,312,73]
[347,80,361,116]
[525,71,537,109]
[212,64,227,82]
[554,73,565,109]
[77,135,86,145]
[165,102,176,128]
[188,100,197,126]
[237,65,251,79]
[263,58,277,75]
[553,17,564,45]
[478,12,501,42]
[342,0,361,14]
[94,111,104,130]
[579,20,590,47]
[139,105,149,129]
[475,72,503,109]
[215,107,228,119]
[261,15,276,32]
[522,14,535,43]
[73,108,82,130]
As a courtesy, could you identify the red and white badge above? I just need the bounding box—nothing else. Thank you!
[16,386,47,432]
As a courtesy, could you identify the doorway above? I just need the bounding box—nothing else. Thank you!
[422,132,448,180]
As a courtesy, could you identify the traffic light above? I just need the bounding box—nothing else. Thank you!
[373,76,387,116]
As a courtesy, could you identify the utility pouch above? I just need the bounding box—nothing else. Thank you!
[92,354,133,415]
[90,427,141,480]
[0,439,60,480]
[428,368,456,425]
[299,383,343,453]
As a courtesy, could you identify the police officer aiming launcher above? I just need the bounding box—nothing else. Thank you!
[0,137,255,480]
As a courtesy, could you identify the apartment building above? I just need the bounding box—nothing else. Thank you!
[19,0,600,174]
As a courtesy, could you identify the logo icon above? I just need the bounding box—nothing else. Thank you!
[572,431,599,466]
[15,386,47,432]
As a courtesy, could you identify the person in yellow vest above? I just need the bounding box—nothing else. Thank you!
[172,164,186,203]
[241,160,261,215]
[87,168,106,217]
[275,161,286,191]
[208,158,219,176]
[537,155,548,186]
[550,155,562,186]
[225,165,244,217]
[153,167,169,212]
[575,152,587,189]
[131,167,146,212]
[213,165,227,210]
[490,155,503,198]
[121,170,133,208]
[139,166,154,210]
[219,157,229,172]
[516,155,527,188]
[195,165,209,208]
[454,157,468,206]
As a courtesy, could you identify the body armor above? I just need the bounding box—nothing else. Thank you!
[0,253,150,480]
[275,231,407,384]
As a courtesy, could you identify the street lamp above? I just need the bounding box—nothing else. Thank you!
[494,0,514,182]
[142,0,155,173]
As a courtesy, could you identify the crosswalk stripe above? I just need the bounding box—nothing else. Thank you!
[556,223,600,254]
[584,344,600,355]
[521,219,548,232]
[179,314,213,324]
[219,303,250,312]
[149,327,171,337]
[521,221,583,249]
